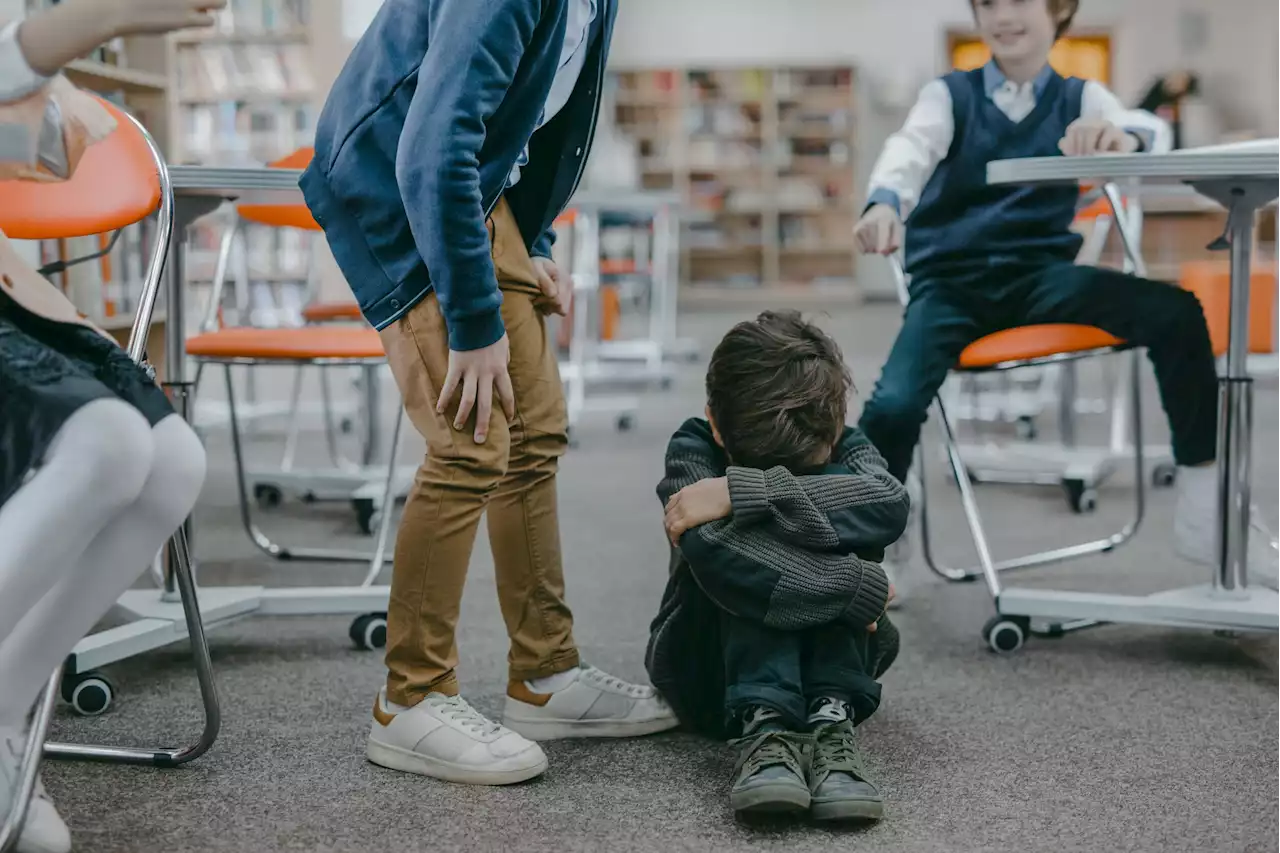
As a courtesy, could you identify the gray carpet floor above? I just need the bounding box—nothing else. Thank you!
[37,305,1280,853]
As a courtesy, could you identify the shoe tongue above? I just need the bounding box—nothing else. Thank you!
[808,697,849,725]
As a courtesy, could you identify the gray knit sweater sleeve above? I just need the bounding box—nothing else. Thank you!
[656,418,893,630]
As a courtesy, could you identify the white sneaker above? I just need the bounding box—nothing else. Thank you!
[365,691,548,786]
[1,729,71,853]
[882,470,920,610]
[1173,465,1279,590]
[503,665,679,741]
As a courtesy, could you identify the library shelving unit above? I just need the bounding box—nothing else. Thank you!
[609,65,861,306]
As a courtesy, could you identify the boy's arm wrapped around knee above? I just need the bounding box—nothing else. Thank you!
[725,427,910,553]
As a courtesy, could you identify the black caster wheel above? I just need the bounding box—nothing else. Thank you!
[1063,479,1098,514]
[982,615,1030,654]
[567,426,579,449]
[253,483,284,509]
[61,672,115,716]
[1152,462,1177,488]
[340,417,355,435]
[349,613,388,651]
[352,498,376,535]
[659,377,674,391]
[1015,415,1038,441]
[616,414,635,432]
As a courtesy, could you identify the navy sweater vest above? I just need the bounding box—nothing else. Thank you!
[904,68,1086,277]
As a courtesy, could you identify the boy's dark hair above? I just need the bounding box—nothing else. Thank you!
[705,311,851,472]
[971,0,1078,38]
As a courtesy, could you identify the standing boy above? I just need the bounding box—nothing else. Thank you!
[302,0,676,787]
[853,0,1277,589]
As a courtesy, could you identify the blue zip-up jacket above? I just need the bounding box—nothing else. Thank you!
[299,0,616,351]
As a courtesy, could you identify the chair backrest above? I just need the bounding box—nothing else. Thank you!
[237,147,318,230]
[0,97,172,365]
[0,99,162,239]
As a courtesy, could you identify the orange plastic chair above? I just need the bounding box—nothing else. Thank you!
[1179,260,1276,356]
[0,99,221,789]
[553,207,621,350]
[886,188,1149,649]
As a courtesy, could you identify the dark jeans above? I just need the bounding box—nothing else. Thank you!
[858,261,1220,483]
[721,612,891,732]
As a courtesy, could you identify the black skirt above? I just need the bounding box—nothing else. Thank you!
[0,291,173,507]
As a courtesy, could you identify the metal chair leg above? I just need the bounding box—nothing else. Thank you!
[44,526,221,767]
[359,404,405,588]
[919,350,1148,587]
[224,364,396,564]
[0,672,58,853]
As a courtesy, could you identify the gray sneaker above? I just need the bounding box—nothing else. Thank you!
[729,709,811,815]
[808,716,883,822]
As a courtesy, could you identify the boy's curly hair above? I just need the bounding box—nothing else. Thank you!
[971,0,1079,38]
[705,311,851,472]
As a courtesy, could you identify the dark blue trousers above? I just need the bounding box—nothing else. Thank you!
[858,261,1219,483]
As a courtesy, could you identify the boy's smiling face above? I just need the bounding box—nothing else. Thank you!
[973,0,1062,71]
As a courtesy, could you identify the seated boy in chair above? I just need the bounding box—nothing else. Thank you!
[853,0,1277,590]
[646,311,909,821]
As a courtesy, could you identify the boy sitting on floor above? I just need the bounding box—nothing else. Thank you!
[853,0,1277,589]
[646,311,910,821]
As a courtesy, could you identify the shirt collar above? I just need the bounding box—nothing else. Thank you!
[982,61,1055,98]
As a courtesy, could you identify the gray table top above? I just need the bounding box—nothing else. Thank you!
[988,146,1279,186]
[169,165,304,199]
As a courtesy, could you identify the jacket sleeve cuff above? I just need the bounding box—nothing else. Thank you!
[726,466,771,525]
[445,305,507,352]
[864,188,902,218]
[843,562,891,628]
[531,226,556,259]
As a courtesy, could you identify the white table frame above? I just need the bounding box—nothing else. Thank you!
[981,147,1279,637]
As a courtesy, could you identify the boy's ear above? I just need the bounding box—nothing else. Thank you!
[704,405,725,448]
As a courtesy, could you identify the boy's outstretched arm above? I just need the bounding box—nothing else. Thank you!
[397,0,543,353]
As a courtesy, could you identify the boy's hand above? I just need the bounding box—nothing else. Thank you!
[531,257,569,317]
[1059,119,1140,156]
[866,584,896,633]
[664,477,731,545]
[437,335,516,445]
[853,204,904,255]
[107,0,227,35]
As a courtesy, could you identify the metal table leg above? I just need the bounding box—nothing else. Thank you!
[1216,203,1256,592]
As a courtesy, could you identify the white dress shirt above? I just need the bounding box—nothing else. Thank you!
[508,0,597,188]
[0,20,49,103]
[867,62,1172,219]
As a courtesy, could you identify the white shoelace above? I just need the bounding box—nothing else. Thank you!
[433,696,503,739]
[583,667,653,699]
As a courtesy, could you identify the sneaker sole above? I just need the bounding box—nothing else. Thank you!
[366,737,547,786]
[731,783,811,815]
[811,797,884,822]
[502,714,679,741]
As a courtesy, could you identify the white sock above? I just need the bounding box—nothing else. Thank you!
[807,697,850,726]
[526,667,581,694]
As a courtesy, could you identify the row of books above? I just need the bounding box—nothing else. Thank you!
[205,0,310,35]
[175,43,315,101]
[180,102,314,164]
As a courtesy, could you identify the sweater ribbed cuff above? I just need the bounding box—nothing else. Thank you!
[726,466,770,525]
[844,562,891,629]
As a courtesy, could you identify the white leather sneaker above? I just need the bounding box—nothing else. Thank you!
[365,691,548,786]
[1,729,71,853]
[503,665,678,741]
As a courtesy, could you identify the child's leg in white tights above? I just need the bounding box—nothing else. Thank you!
[0,400,153,653]
[0,414,206,724]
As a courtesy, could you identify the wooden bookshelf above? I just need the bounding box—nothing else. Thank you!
[609,65,861,301]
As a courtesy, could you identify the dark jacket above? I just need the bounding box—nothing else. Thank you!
[300,0,616,351]
[645,418,909,736]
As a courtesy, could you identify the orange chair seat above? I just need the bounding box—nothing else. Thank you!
[958,324,1125,370]
[186,326,385,361]
[302,301,365,323]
